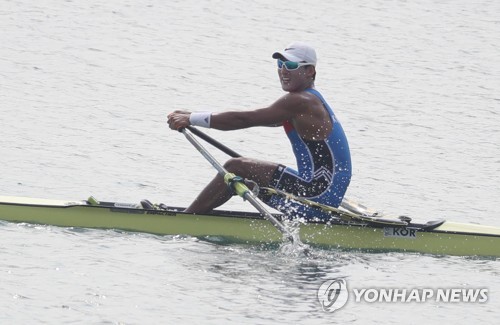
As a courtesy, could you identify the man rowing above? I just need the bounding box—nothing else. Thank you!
[167,41,352,220]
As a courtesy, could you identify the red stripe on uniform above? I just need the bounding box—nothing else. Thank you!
[283,120,294,133]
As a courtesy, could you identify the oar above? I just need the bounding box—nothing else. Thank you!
[260,187,408,226]
[180,127,300,245]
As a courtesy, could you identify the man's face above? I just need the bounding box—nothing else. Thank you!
[277,60,315,92]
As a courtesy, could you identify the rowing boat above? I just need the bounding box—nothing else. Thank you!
[3,129,498,257]
[1,195,499,257]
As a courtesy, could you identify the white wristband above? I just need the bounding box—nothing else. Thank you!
[189,112,212,128]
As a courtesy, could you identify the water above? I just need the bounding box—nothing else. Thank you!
[1,0,499,323]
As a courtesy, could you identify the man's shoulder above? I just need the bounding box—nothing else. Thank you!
[281,90,320,105]
[277,91,321,114]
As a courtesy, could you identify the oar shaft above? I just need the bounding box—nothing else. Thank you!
[242,192,292,236]
[182,128,226,175]
[186,126,241,158]
[181,128,294,241]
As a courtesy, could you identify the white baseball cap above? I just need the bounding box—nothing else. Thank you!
[272,41,317,66]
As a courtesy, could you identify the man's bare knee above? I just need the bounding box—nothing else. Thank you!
[223,157,248,174]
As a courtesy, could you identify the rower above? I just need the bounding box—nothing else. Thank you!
[167,41,352,220]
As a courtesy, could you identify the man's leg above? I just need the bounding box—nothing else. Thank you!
[184,157,279,213]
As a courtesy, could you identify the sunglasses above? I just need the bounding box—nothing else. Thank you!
[277,59,311,71]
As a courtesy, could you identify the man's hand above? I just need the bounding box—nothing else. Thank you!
[167,110,191,130]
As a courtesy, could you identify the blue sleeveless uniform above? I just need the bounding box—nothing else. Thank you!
[262,88,351,221]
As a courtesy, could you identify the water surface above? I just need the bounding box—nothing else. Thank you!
[1,0,499,323]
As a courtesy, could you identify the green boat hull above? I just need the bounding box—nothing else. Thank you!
[1,196,499,257]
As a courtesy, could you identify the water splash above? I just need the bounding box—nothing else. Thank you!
[277,214,312,257]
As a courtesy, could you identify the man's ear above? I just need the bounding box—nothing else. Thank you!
[308,66,316,79]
